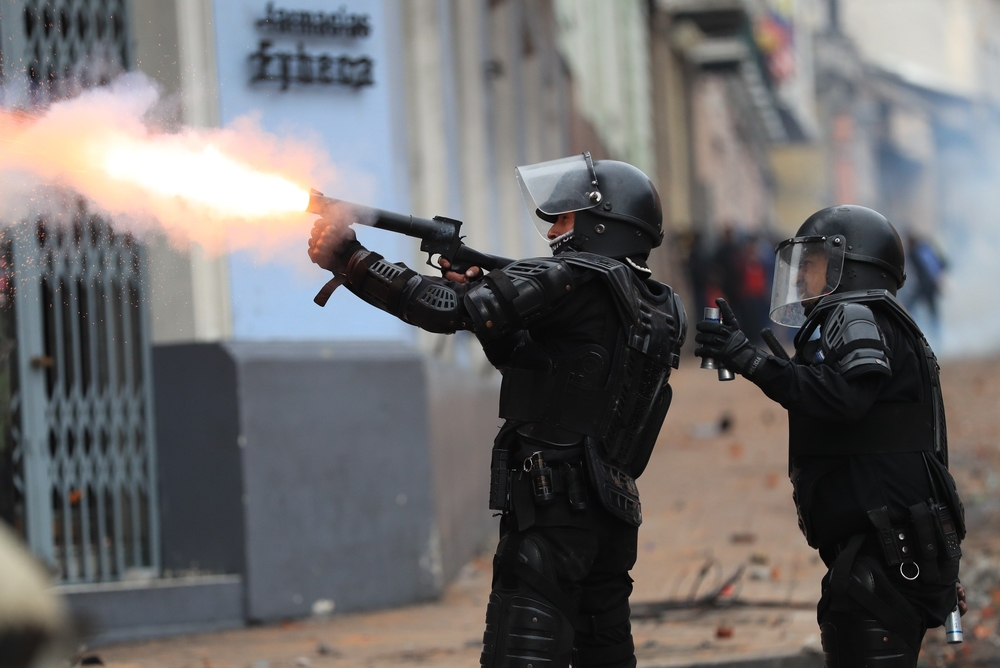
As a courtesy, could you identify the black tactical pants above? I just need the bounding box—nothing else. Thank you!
[817,536,960,668]
[481,493,639,668]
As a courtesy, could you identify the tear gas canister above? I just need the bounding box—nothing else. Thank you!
[700,307,735,381]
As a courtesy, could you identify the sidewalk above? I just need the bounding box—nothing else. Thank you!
[92,357,1000,668]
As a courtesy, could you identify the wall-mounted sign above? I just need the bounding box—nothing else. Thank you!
[249,2,375,90]
[218,0,411,341]
[255,3,371,37]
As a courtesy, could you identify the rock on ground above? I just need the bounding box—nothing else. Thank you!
[93,357,1000,668]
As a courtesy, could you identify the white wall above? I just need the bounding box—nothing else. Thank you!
[840,0,977,95]
[555,0,655,177]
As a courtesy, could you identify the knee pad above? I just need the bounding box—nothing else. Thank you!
[820,616,916,668]
[852,618,917,667]
[482,534,574,668]
[481,591,574,668]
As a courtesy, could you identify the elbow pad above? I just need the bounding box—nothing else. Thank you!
[345,251,466,332]
[464,258,576,340]
[821,303,891,379]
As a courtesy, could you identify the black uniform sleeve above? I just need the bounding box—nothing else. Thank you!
[747,303,896,421]
[337,247,582,340]
[341,246,472,334]
[463,257,581,342]
[750,355,887,422]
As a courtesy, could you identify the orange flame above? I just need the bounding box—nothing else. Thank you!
[102,141,311,219]
[0,74,338,254]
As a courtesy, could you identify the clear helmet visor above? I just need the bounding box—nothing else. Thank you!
[516,153,603,242]
[769,235,846,327]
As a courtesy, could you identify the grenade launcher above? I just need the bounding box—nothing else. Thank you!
[308,189,514,306]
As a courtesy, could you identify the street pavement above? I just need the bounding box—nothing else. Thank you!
[92,355,1000,668]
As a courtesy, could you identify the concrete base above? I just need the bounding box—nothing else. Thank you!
[227,342,442,622]
[120,340,502,644]
[153,342,445,624]
[59,575,244,646]
[425,350,501,583]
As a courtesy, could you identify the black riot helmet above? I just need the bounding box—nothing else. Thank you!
[769,205,906,327]
[516,153,663,274]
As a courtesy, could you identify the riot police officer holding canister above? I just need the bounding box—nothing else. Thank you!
[309,153,685,668]
[694,205,966,667]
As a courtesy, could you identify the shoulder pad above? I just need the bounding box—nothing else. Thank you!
[821,303,891,379]
[464,257,575,338]
[559,252,625,273]
[562,253,686,366]
[799,289,923,346]
[560,252,640,322]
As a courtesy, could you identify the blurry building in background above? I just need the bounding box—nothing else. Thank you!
[6,0,1000,647]
[698,0,1000,355]
[816,0,1000,353]
[655,0,794,238]
[2,0,672,646]
[647,0,813,317]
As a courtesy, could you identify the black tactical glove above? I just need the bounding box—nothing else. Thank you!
[308,220,363,276]
[694,298,767,378]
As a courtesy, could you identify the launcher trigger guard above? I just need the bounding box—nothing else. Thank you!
[429,253,474,278]
[426,253,446,275]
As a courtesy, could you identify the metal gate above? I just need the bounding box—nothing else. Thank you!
[0,0,130,105]
[1,0,158,583]
[6,204,159,583]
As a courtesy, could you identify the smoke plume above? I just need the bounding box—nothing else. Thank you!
[0,73,347,255]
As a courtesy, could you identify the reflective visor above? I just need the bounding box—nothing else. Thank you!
[769,235,846,327]
[516,154,602,240]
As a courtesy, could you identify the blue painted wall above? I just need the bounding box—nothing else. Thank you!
[212,0,413,340]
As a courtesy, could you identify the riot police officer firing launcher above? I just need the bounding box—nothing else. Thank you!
[694,205,966,666]
[308,153,685,668]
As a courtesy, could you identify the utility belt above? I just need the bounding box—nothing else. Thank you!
[835,500,962,584]
[489,446,589,512]
[490,426,644,527]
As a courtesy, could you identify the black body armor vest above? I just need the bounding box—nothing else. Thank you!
[787,290,965,549]
[496,253,685,526]
[789,290,946,463]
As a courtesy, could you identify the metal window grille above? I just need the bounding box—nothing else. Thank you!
[18,0,130,104]
[5,201,159,583]
[0,1,156,583]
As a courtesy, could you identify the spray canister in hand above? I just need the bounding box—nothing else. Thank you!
[945,606,963,644]
[700,307,735,381]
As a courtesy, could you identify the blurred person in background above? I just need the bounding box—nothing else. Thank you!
[711,225,746,327]
[903,234,948,348]
[694,205,965,667]
[737,233,772,346]
[309,153,686,668]
[679,230,709,313]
